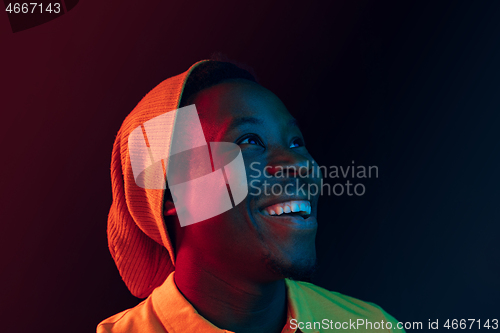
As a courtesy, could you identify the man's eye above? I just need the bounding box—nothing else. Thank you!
[238,135,263,146]
[290,138,305,148]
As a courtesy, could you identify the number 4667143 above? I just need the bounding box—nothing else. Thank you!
[5,3,61,14]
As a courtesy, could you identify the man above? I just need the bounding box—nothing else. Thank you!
[98,60,405,332]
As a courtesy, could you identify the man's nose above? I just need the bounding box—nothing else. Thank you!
[265,149,313,178]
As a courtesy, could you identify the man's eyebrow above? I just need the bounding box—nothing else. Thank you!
[289,118,300,128]
[227,116,265,129]
[228,117,300,129]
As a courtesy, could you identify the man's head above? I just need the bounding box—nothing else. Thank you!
[165,62,322,282]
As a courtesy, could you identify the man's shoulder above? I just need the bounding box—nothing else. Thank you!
[285,279,404,331]
[96,297,167,333]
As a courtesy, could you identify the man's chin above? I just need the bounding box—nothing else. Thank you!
[264,254,318,281]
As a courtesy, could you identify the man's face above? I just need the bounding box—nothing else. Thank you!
[179,79,322,282]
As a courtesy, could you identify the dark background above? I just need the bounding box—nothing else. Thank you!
[1,1,499,332]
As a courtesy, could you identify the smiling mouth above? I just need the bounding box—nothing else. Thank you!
[261,200,311,219]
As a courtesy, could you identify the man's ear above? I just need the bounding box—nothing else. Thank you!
[164,199,177,216]
[164,198,181,258]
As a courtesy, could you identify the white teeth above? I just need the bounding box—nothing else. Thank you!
[263,200,311,217]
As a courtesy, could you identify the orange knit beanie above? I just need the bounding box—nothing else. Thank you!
[107,60,209,298]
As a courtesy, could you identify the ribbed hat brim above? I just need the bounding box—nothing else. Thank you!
[107,60,208,298]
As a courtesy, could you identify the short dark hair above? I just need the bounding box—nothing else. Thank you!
[179,60,257,108]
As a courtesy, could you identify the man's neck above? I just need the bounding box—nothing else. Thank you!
[173,253,288,333]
